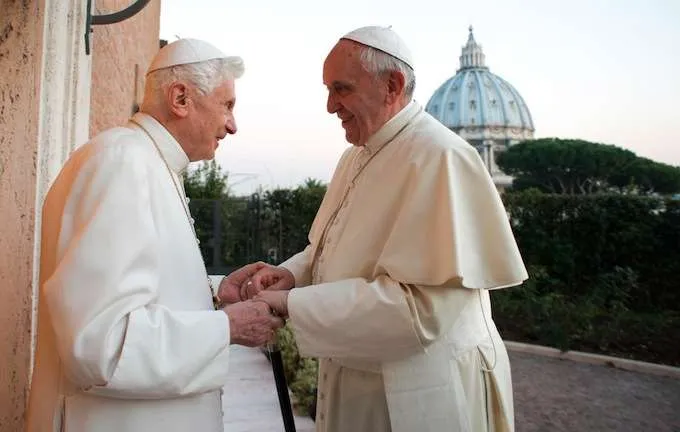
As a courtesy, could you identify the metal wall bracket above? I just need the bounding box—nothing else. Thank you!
[85,0,152,55]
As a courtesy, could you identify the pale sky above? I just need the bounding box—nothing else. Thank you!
[159,0,680,195]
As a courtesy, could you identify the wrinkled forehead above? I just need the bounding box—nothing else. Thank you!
[208,79,236,98]
[322,40,365,85]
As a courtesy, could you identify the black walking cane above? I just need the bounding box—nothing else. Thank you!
[267,332,297,432]
[262,251,296,432]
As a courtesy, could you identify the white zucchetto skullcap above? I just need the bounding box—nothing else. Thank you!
[146,38,240,74]
[340,25,414,69]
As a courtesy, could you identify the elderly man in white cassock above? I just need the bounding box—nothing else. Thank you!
[233,26,529,432]
[27,39,285,432]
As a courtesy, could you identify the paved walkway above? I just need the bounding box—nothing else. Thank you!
[222,346,680,431]
[222,346,315,432]
[511,351,680,431]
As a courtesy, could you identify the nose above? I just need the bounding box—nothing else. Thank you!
[326,91,339,114]
[225,114,237,135]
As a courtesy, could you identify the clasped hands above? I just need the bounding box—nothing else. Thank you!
[216,262,294,347]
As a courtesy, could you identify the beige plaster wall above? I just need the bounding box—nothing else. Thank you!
[90,0,162,136]
[0,2,160,428]
[0,1,44,430]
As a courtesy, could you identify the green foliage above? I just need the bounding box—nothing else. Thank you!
[186,160,680,409]
[497,138,680,194]
[186,174,327,271]
[183,160,229,199]
[502,193,679,312]
[623,157,680,194]
[495,192,680,365]
[260,179,327,262]
[277,325,319,413]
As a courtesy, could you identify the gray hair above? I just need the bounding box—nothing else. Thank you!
[145,56,245,99]
[359,46,415,100]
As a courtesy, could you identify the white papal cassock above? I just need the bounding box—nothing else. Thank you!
[28,113,231,432]
[281,101,528,432]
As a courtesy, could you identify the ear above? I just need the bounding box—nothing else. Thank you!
[167,82,191,118]
[385,70,406,104]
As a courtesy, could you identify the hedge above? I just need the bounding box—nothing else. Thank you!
[191,190,680,408]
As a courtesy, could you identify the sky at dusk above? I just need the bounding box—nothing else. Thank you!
[159,0,680,195]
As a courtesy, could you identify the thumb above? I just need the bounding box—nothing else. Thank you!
[253,291,275,306]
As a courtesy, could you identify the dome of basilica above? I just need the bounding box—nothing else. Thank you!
[426,27,535,188]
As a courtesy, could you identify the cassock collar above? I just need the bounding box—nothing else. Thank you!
[129,112,190,174]
[363,100,421,154]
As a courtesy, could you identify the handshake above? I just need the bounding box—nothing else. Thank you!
[215,262,295,348]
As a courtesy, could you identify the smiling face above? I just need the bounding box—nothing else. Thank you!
[184,80,237,161]
[167,79,238,161]
[323,40,393,146]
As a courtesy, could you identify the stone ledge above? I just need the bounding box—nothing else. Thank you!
[505,340,680,379]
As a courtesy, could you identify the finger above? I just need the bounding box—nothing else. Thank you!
[249,272,268,292]
[270,316,285,329]
[246,261,268,278]
[266,278,292,292]
[251,261,267,272]
[256,297,285,318]
[256,293,287,317]
[251,294,274,310]
[231,262,266,287]
[225,267,254,292]
[239,280,246,301]
[245,278,264,299]
[240,279,256,301]
[257,298,274,315]
[239,278,258,301]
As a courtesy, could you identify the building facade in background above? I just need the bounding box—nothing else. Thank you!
[426,27,535,189]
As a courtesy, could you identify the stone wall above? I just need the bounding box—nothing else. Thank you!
[0,1,160,429]
[0,1,44,430]
[90,0,162,136]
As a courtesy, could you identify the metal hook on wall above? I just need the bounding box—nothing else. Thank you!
[85,0,152,55]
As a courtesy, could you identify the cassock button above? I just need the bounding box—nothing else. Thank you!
[319,412,325,421]
[185,197,191,204]
[196,238,200,245]
[319,392,325,401]
[190,217,195,225]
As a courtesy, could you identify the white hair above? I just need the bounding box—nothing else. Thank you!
[359,46,416,100]
[145,56,245,100]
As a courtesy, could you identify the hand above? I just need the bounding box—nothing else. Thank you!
[254,290,290,319]
[241,264,295,300]
[223,300,284,347]
[217,262,267,304]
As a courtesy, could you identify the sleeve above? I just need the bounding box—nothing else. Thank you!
[208,275,224,296]
[43,144,231,399]
[279,245,313,287]
[287,275,473,362]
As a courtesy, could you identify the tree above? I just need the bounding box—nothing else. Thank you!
[260,178,327,263]
[183,160,229,199]
[497,138,680,195]
[182,160,231,270]
[617,157,680,195]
